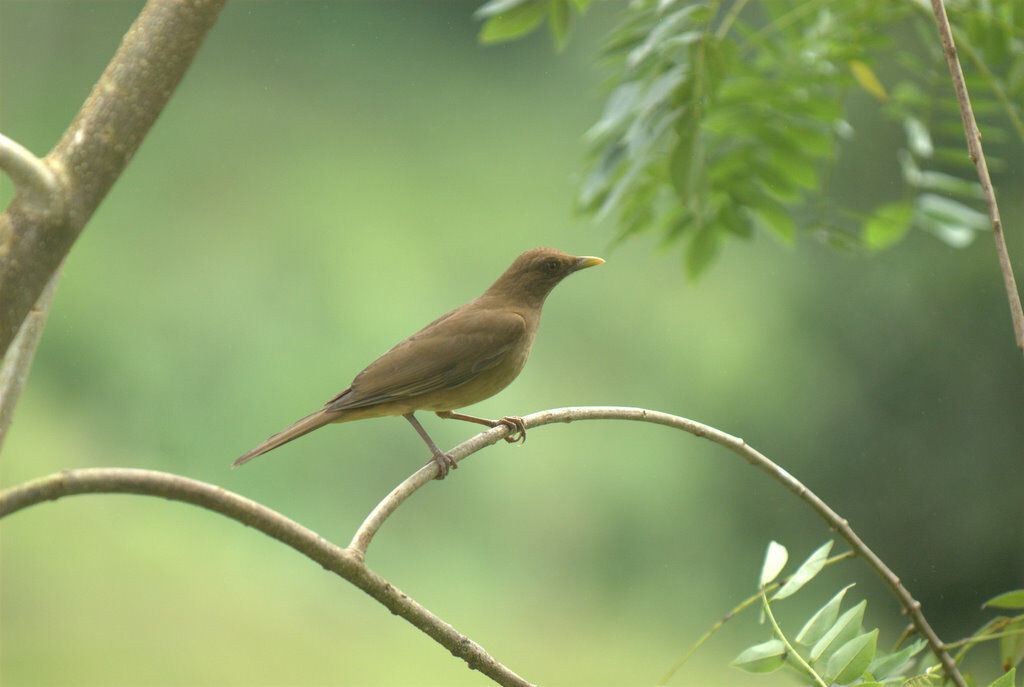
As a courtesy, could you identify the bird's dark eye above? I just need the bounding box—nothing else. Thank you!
[544,260,560,274]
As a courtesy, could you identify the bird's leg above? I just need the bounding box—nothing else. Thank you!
[435,410,527,445]
[403,413,457,479]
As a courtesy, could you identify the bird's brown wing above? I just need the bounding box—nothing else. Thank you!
[325,307,527,411]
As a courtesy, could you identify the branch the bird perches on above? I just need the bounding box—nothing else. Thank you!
[0,406,967,687]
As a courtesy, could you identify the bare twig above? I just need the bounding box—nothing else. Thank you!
[0,134,63,211]
[0,468,534,687]
[928,0,1024,356]
[0,0,227,361]
[352,406,966,687]
[0,267,61,453]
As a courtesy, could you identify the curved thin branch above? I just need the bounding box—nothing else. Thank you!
[1,406,967,687]
[928,0,1024,357]
[0,266,62,453]
[352,406,966,687]
[0,468,534,687]
[1,0,227,361]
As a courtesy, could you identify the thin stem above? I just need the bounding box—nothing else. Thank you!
[928,0,1024,357]
[714,0,748,39]
[0,468,534,687]
[0,133,62,211]
[761,588,828,687]
[658,551,855,685]
[0,266,61,453]
[350,405,966,687]
[949,614,1024,666]
[893,622,917,651]
[947,628,1024,652]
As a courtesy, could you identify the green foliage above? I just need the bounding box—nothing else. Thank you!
[733,638,787,673]
[759,540,789,586]
[824,628,877,685]
[795,584,854,647]
[719,541,1024,686]
[775,541,833,601]
[475,0,587,50]
[477,0,1024,276]
[989,668,1017,687]
[985,590,1024,610]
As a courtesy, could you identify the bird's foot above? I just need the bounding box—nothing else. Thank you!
[432,451,458,480]
[497,416,527,444]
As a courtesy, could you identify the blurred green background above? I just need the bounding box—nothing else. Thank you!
[1,2,1022,686]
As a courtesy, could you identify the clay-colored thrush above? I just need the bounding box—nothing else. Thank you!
[234,247,604,477]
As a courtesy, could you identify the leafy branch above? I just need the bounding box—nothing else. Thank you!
[729,541,1022,687]
[474,0,1024,358]
[1,406,969,687]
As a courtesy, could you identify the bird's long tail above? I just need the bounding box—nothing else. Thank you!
[233,409,337,467]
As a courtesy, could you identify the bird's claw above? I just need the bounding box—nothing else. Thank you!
[432,451,458,480]
[497,416,527,444]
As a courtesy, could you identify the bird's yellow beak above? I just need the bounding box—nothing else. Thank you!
[574,256,605,270]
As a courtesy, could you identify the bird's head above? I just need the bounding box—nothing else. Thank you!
[485,247,604,307]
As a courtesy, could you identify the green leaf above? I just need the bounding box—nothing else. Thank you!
[704,35,736,87]
[577,144,623,211]
[796,584,855,647]
[868,638,927,680]
[733,638,787,673]
[773,148,820,191]
[774,541,834,600]
[988,668,1016,687]
[810,600,866,662]
[915,214,976,249]
[479,0,548,44]
[751,158,801,202]
[917,194,988,231]
[627,4,708,69]
[474,0,531,19]
[984,590,1024,610]
[903,117,934,158]
[548,0,571,51]
[570,0,591,11]
[751,202,796,244]
[585,82,643,145]
[916,194,988,248]
[718,201,752,238]
[669,111,701,202]
[760,541,789,587]
[1000,622,1024,673]
[825,629,878,684]
[685,224,720,280]
[863,201,914,250]
[897,150,982,199]
[849,60,887,100]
